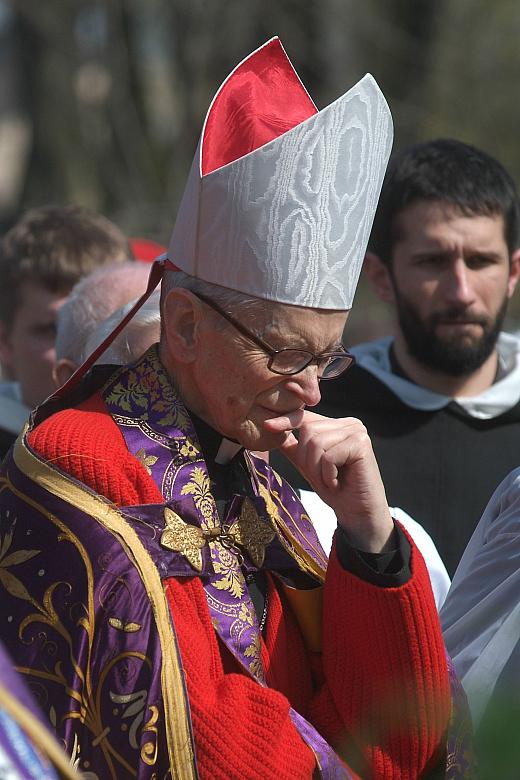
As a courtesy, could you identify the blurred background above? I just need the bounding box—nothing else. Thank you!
[1,0,520,342]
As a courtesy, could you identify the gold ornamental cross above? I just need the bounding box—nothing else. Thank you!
[160,498,275,572]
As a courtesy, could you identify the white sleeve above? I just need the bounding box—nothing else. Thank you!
[297,489,451,610]
[440,468,520,721]
[390,506,451,610]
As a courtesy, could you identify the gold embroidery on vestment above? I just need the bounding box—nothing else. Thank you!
[227,496,275,568]
[211,545,245,599]
[135,448,159,475]
[243,634,263,678]
[160,497,276,578]
[181,467,215,527]
[160,508,206,572]
[108,617,142,633]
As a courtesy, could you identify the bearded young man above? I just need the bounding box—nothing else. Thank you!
[274,139,520,576]
[0,42,471,779]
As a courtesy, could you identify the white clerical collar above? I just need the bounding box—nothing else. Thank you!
[214,437,243,465]
[352,333,520,420]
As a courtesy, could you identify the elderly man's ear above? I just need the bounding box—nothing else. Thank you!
[363,251,396,305]
[161,289,202,363]
[53,359,77,389]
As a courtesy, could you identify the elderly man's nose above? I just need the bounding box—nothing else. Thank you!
[290,364,322,407]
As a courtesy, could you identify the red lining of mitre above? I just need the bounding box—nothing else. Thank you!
[130,238,167,263]
[201,37,317,176]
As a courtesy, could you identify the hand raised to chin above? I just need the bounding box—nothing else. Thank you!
[273,411,394,553]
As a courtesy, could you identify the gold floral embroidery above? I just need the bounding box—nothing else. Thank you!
[135,449,159,475]
[108,618,142,633]
[0,525,40,604]
[105,370,150,415]
[256,475,326,583]
[0,513,141,778]
[179,441,198,459]
[228,497,275,568]
[238,602,254,626]
[180,467,215,527]
[243,634,263,679]
[145,349,191,431]
[140,705,159,766]
[211,544,244,599]
[8,438,198,779]
[160,508,206,572]
[105,346,193,433]
[109,690,158,764]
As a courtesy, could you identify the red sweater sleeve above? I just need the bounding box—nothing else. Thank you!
[29,398,450,779]
[308,537,450,778]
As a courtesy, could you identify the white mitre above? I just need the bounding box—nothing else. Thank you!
[168,37,393,309]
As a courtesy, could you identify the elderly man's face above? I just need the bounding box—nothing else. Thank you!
[187,300,348,450]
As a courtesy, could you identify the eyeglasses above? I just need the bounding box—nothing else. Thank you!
[192,291,355,380]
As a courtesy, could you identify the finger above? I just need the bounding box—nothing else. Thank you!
[277,430,300,462]
[299,410,363,428]
[262,408,306,432]
[281,417,367,481]
[320,452,340,490]
[296,420,361,451]
[296,427,355,485]
[318,438,367,490]
[319,434,377,491]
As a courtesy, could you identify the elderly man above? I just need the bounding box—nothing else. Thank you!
[0,40,469,779]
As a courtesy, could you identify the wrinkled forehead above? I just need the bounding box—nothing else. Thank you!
[245,299,349,349]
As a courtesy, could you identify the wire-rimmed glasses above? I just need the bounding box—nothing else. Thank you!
[192,291,355,380]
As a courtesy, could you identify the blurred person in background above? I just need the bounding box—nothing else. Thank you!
[82,290,161,368]
[53,260,153,386]
[0,205,134,456]
[0,641,78,780]
[274,139,520,576]
[440,466,520,778]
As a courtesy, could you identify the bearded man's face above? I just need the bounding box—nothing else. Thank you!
[388,201,517,376]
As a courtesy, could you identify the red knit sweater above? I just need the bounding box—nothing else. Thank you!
[29,393,451,780]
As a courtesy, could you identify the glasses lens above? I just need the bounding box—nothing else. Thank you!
[318,355,354,379]
[270,349,312,375]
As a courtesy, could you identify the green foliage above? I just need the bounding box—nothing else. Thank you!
[476,692,520,780]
